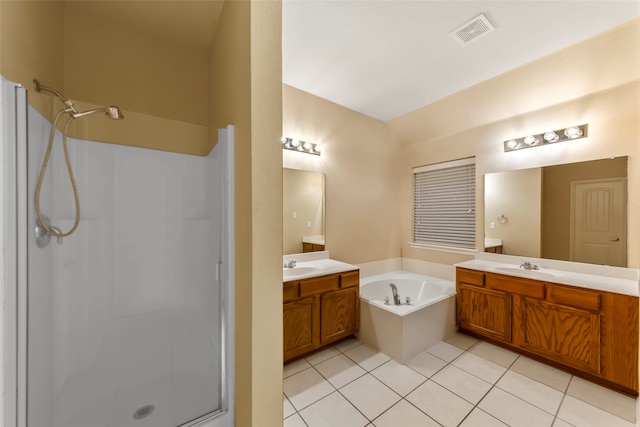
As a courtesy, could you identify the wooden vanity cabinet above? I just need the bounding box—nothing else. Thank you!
[513,282,601,375]
[284,270,359,362]
[456,267,639,395]
[456,268,512,343]
[283,282,319,361]
[302,242,325,253]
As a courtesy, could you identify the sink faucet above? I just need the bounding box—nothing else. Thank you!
[284,260,297,268]
[389,283,401,305]
[520,261,539,270]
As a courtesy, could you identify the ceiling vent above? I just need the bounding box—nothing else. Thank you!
[450,13,496,45]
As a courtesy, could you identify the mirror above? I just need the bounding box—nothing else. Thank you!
[283,168,325,255]
[484,157,628,267]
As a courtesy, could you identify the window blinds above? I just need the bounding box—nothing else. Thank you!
[414,158,476,249]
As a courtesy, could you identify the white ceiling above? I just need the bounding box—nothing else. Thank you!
[73,1,639,122]
[282,1,640,121]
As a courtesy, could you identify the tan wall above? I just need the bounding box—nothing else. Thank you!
[400,81,640,268]
[0,0,64,118]
[283,168,324,254]
[3,1,284,425]
[542,157,627,262]
[0,1,213,155]
[396,19,640,269]
[389,18,640,145]
[64,3,210,127]
[283,85,402,264]
[211,1,283,426]
[485,168,542,257]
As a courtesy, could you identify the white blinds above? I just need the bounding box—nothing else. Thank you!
[414,158,476,249]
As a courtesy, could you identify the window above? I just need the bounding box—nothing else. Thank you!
[413,158,476,250]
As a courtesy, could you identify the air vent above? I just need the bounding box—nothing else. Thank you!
[450,13,495,45]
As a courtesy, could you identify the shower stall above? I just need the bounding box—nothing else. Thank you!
[1,77,234,427]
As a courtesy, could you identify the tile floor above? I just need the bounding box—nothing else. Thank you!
[283,333,637,427]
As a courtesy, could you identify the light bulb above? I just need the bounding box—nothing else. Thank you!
[291,139,300,148]
[506,140,518,149]
[303,141,312,150]
[281,136,287,143]
[523,135,538,146]
[543,131,559,143]
[564,126,583,139]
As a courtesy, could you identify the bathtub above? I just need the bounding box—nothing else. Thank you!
[356,270,457,363]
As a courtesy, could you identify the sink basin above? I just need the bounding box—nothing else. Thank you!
[494,267,556,279]
[283,266,323,278]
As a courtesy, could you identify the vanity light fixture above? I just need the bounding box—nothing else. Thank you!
[282,136,321,156]
[504,124,588,152]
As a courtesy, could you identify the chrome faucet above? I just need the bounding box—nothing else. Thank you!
[284,260,297,268]
[389,283,401,306]
[520,261,539,270]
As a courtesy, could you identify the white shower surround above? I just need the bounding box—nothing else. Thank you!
[1,75,234,427]
[357,270,456,363]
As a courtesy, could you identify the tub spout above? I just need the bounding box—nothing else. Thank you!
[389,283,401,305]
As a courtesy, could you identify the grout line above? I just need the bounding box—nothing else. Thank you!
[450,352,516,426]
[284,335,635,426]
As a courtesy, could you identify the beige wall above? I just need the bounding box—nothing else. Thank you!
[283,21,639,270]
[2,1,284,426]
[0,0,64,118]
[283,85,402,264]
[396,19,640,269]
[63,1,214,155]
[485,168,542,257]
[0,1,214,155]
[400,81,640,268]
[389,18,640,146]
[64,3,210,127]
[210,1,283,426]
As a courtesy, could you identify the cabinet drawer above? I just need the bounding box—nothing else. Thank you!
[340,270,359,288]
[457,268,485,287]
[283,281,299,303]
[546,284,600,311]
[487,273,544,298]
[299,274,340,297]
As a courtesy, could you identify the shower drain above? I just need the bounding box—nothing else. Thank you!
[133,405,155,420]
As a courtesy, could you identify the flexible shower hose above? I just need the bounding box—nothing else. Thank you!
[34,109,81,238]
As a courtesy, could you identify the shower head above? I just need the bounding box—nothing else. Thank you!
[33,79,124,120]
[33,79,77,112]
[71,106,124,120]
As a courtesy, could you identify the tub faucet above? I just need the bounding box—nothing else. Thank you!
[389,283,401,306]
[284,260,297,268]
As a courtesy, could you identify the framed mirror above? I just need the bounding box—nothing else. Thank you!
[283,168,325,255]
[484,157,628,267]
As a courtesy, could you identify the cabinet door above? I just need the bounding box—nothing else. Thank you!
[514,298,600,374]
[457,283,511,342]
[284,297,319,361]
[320,287,359,344]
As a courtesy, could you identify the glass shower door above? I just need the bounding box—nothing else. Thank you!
[24,104,227,427]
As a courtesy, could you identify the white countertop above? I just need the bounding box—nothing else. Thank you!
[456,258,640,297]
[302,235,325,245]
[283,258,359,281]
[484,238,503,248]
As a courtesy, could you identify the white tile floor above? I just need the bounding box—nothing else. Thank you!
[283,333,637,427]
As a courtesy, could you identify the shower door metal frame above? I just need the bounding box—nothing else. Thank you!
[2,78,29,427]
[183,125,235,427]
